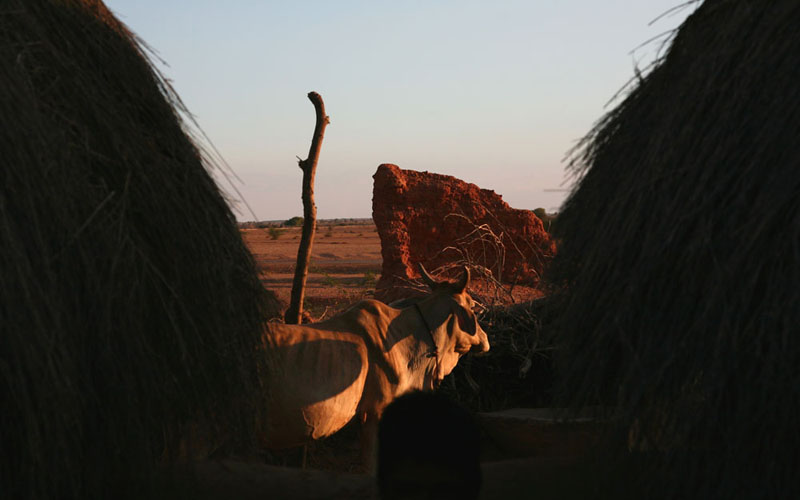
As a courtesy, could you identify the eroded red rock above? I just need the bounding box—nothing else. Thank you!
[372,164,555,302]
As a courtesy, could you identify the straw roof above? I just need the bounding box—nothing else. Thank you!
[0,1,280,498]
[549,1,800,497]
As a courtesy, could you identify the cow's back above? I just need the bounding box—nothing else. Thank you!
[260,322,370,448]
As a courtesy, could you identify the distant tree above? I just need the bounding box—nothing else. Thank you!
[533,207,556,234]
[284,216,304,227]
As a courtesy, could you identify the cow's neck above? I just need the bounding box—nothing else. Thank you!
[411,297,455,351]
[412,302,438,357]
[383,297,454,389]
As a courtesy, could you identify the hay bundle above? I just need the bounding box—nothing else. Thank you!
[0,1,280,498]
[550,0,800,497]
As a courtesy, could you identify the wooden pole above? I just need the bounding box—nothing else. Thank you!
[285,92,329,324]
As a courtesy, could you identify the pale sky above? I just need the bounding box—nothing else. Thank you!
[105,1,696,221]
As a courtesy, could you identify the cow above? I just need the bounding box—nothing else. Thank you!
[258,264,490,456]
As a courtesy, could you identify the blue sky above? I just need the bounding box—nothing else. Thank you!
[105,1,696,221]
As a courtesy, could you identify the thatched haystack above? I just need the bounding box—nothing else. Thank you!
[550,1,800,498]
[0,1,280,498]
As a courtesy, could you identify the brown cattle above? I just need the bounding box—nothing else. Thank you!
[259,265,489,451]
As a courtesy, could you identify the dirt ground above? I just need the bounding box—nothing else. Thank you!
[241,223,382,319]
[242,221,544,319]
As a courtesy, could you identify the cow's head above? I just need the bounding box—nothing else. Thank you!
[417,264,490,388]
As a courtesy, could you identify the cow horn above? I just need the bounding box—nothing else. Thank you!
[455,266,470,292]
[418,264,438,289]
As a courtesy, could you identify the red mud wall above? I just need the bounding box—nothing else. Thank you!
[372,164,555,302]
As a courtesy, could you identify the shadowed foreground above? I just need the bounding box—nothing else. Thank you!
[159,456,614,500]
[550,0,800,498]
[1,1,279,498]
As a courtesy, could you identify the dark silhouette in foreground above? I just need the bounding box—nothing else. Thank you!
[377,391,481,500]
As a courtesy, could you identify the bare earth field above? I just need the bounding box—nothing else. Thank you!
[241,223,382,319]
[242,222,544,318]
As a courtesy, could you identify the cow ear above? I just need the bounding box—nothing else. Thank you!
[418,263,438,290]
[453,266,470,294]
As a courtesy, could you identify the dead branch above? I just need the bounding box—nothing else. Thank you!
[428,213,516,308]
[285,92,330,324]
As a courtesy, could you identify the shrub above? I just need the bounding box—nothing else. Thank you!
[322,272,339,287]
[284,216,304,227]
[361,270,378,287]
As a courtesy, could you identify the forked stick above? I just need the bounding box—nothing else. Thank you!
[285,92,330,324]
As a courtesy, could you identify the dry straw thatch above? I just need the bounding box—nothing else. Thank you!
[0,1,280,498]
[550,0,799,498]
